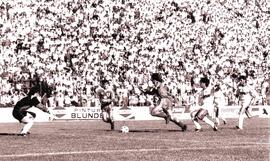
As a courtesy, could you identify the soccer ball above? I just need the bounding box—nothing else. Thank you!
[121,126,129,133]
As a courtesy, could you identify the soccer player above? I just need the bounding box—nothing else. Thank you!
[96,79,115,130]
[261,77,269,115]
[213,83,227,126]
[140,73,187,132]
[190,77,218,132]
[261,77,270,105]
[12,81,51,136]
[235,75,259,130]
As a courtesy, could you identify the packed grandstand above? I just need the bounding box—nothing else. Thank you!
[0,0,269,108]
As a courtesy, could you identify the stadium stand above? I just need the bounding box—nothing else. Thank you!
[0,0,269,107]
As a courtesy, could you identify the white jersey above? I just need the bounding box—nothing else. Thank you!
[214,90,226,107]
[199,85,214,116]
[262,81,269,98]
[236,84,258,106]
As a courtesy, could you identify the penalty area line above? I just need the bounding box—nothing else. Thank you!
[0,145,263,158]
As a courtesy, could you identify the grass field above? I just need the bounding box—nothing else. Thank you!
[0,118,269,161]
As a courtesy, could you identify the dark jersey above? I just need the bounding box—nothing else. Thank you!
[14,96,40,111]
[143,83,175,106]
[96,87,114,109]
[144,83,173,100]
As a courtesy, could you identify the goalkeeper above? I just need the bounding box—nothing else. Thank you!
[12,81,52,136]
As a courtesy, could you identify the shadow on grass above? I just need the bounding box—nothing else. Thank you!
[0,133,20,136]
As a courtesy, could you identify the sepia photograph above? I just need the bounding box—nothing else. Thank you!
[0,0,269,160]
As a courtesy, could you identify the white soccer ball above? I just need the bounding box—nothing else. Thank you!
[121,126,129,133]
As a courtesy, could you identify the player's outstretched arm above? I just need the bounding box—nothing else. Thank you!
[36,103,50,113]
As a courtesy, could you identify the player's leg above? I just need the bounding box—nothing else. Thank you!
[215,106,227,125]
[108,105,114,130]
[202,117,218,131]
[20,112,35,136]
[195,108,218,131]
[101,105,115,130]
[149,105,167,119]
[102,110,114,130]
[237,102,247,130]
[217,104,227,124]
[170,115,187,131]
[102,111,109,123]
[161,98,173,124]
[220,116,227,125]
[214,106,220,125]
[162,99,187,130]
[245,106,254,118]
[162,108,172,124]
[219,108,227,124]
[193,119,202,131]
[150,105,170,125]
[190,109,202,131]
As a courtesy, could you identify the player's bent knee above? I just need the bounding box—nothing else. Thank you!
[190,110,197,119]
[102,117,109,122]
[102,112,109,122]
[28,111,36,118]
[150,110,156,116]
[149,106,155,114]
[21,116,34,124]
[149,107,157,116]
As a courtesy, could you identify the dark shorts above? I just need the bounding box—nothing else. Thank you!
[195,108,209,120]
[101,102,112,112]
[12,109,36,122]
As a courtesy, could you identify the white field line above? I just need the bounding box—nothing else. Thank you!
[103,135,270,145]
[0,144,267,158]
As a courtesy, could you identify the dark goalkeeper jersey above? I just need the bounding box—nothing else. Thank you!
[13,96,40,112]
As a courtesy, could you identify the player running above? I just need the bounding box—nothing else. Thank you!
[235,75,259,130]
[190,77,218,132]
[12,80,52,136]
[140,73,187,132]
[96,79,115,130]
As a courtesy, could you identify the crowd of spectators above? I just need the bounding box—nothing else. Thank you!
[0,0,269,108]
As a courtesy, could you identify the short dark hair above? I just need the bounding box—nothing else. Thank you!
[100,79,109,86]
[151,73,163,82]
[238,75,247,81]
[200,77,210,87]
